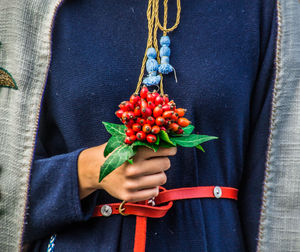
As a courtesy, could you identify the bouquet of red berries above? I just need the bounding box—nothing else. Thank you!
[99,86,217,182]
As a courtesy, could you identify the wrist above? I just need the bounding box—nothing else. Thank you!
[77,144,106,199]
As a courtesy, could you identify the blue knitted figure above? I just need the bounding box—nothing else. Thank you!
[158,36,174,74]
[143,47,161,86]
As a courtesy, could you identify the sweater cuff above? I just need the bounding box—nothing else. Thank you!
[24,148,99,242]
[71,148,99,221]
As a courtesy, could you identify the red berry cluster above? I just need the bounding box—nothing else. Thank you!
[115,86,191,145]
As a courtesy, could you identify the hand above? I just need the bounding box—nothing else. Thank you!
[77,143,177,201]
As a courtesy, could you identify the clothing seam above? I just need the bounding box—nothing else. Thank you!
[256,0,282,251]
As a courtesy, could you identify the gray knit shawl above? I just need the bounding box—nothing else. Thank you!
[0,1,300,251]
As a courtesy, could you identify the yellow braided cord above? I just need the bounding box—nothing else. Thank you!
[135,0,154,94]
[153,0,160,63]
[157,0,181,33]
[163,0,168,36]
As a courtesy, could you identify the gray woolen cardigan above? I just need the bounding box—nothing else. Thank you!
[0,1,300,251]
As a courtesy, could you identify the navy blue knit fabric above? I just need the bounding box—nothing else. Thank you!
[24,0,277,251]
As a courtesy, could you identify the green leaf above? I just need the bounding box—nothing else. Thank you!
[102,121,126,137]
[171,134,218,147]
[159,130,176,146]
[99,144,136,182]
[154,135,160,145]
[127,159,134,164]
[104,135,125,157]
[196,144,205,152]
[182,125,195,136]
[131,140,159,152]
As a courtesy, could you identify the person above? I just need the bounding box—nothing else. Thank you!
[1,0,300,251]
[22,0,277,251]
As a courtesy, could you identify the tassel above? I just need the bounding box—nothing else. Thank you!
[143,48,161,86]
[158,36,174,74]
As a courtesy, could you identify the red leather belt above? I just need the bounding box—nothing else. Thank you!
[92,186,238,252]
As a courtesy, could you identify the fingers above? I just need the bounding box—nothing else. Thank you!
[134,146,177,161]
[123,187,159,202]
[125,172,167,192]
[125,157,171,177]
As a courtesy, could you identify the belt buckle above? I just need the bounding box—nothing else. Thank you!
[118,200,129,216]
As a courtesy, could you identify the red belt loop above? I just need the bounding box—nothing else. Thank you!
[92,186,238,252]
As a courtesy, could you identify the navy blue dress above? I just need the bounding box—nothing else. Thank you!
[24,0,277,251]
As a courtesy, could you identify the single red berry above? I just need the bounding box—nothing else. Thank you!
[162,104,171,111]
[141,99,148,109]
[141,107,152,118]
[155,116,165,126]
[130,94,140,105]
[163,110,174,119]
[137,118,145,125]
[152,90,160,100]
[146,134,157,143]
[126,128,135,136]
[124,136,133,144]
[122,111,129,121]
[176,128,184,134]
[168,100,176,106]
[119,101,126,110]
[132,123,142,132]
[147,92,155,103]
[136,131,146,141]
[124,101,134,111]
[155,95,164,105]
[161,126,167,131]
[175,108,186,117]
[127,111,135,119]
[125,119,135,128]
[115,109,124,118]
[140,86,149,99]
[165,119,172,126]
[178,118,191,127]
[146,116,155,125]
[169,122,180,132]
[142,124,152,133]
[151,125,161,134]
[171,112,179,121]
[153,105,163,118]
[163,95,169,104]
[129,135,137,142]
[148,101,156,110]
[134,106,141,117]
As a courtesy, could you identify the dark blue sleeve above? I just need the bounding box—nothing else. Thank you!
[23,141,99,243]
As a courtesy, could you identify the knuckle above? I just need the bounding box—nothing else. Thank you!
[124,180,136,191]
[125,166,137,177]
